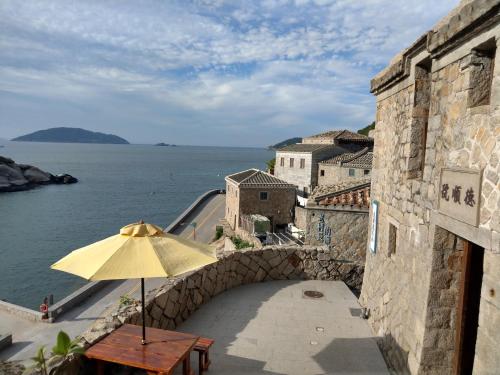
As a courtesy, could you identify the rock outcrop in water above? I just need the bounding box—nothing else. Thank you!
[0,156,77,192]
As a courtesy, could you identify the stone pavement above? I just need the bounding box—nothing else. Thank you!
[176,280,389,375]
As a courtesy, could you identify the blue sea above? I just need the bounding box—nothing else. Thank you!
[0,142,273,309]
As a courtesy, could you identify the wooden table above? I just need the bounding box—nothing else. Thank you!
[85,324,199,375]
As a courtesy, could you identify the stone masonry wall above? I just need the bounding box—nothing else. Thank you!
[239,187,296,228]
[225,180,239,229]
[294,206,307,230]
[306,208,368,265]
[360,8,500,375]
[317,163,370,186]
[275,151,314,192]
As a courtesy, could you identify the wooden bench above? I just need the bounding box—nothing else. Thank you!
[193,337,214,375]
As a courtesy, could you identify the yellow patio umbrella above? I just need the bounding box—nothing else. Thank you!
[51,221,217,344]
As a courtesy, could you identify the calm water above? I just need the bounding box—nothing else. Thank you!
[0,142,273,308]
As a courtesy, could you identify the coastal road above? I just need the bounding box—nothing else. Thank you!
[0,193,226,363]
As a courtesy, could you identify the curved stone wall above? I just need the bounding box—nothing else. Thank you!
[79,245,363,350]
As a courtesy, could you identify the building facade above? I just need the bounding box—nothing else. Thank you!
[274,144,346,195]
[318,147,373,186]
[302,129,374,152]
[225,169,296,231]
[359,2,500,374]
[295,179,372,292]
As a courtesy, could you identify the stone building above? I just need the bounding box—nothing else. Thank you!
[318,147,373,186]
[359,1,500,374]
[274,143,346,196]
[294,179,372,291]
[225,169,296,231]
[302,129,374,152]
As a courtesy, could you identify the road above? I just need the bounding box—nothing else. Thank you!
[0,193,226,363]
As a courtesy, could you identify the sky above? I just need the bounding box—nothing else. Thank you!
[0,0,459,147]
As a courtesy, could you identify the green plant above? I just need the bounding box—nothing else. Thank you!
[51,331,85,360]
[266,158,276,174]
[214,226,224,241]
[357,121,375,136]
[24,331,84,375]
[23,346,48,375]
[230,236,254,250]
[119,295,137,307]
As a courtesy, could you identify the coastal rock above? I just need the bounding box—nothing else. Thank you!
[0,156,78,192]
[23,166,52,183]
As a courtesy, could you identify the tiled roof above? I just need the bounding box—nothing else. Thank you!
[310,178,371,200]
[226,169,296,188]
[306,129,372,142]
[320,147,372,169]
[277,143,334,152]
[310,178,371,208]
[226,169,256,183]
[343,152,373,169]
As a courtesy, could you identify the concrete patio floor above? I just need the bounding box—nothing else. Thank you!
[176,280,389,375]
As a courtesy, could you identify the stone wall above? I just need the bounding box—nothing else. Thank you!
[317,163,371,186]
[304,207,368,293]
[294,206,307,230]
[225,180,239,229]
[275,151,314,192]
[238,186,296,229]
[275,147,342,193]
[360,2,500,374]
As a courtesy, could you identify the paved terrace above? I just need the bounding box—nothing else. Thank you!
[0,193,226,363]
[176,280,389,374]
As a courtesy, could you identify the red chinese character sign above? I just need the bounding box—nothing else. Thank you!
[438,168,482,227]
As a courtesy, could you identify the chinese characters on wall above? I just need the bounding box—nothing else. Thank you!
[438,168,481,227]
[316,212,332,245]
[441,183,476,207]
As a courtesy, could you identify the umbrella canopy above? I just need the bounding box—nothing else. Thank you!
[51,222,217,280]
[51,221,217,344]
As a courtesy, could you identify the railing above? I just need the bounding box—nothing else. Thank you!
[262,230,304,246]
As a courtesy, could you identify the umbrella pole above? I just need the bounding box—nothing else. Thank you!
[141,278,146,345]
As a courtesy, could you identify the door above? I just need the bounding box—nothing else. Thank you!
[453,241,484,375]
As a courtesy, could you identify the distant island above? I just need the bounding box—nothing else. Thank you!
[12,127,130,144]
[155,142,177,147]
[268,137,302,150]
[0,156,77,192]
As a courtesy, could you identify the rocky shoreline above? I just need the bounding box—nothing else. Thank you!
[0,156,77,193]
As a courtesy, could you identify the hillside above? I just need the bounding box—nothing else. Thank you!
[12,127,129,144]
[357,122,375,136]
[268,137,302,150]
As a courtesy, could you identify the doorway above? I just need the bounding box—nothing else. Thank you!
[421,227,484,375]
[453,241,484,375]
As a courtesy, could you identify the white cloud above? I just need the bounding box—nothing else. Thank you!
[0,0,459,145]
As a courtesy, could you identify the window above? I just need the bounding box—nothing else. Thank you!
[235,190,238,197]
[364,169,370,175]
[320,169,325,177]
[468,40,496,107]
[349,169,355,177]
[290,158,294,168]
[388,223,397,257]
[407,59,431,179]
[300,158,305,169]
[260,191,268,200]
[280,157,284,167]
